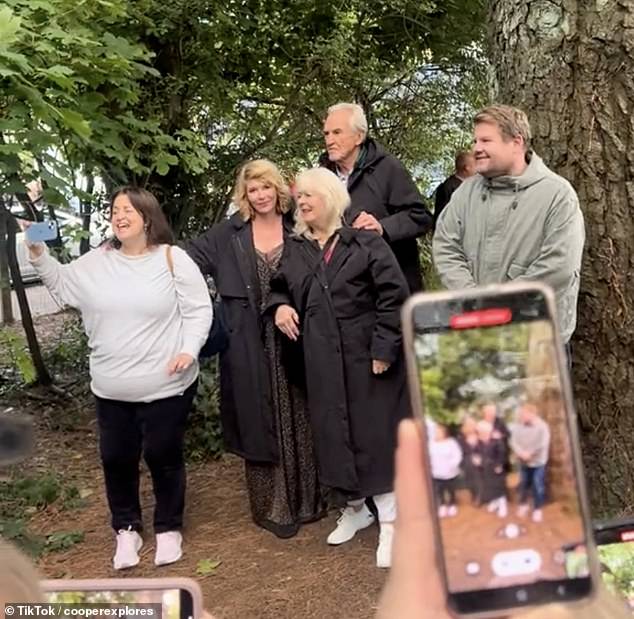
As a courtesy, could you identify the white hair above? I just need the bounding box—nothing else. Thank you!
[294,167,350,240]
[327,102,368,138]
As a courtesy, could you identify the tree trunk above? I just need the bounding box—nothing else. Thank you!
[6,215,53,386]
[0,205,14,324]
[80,172,94,255]
[488,0,634,516]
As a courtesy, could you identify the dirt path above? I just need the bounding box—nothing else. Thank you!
[29,422,386,619]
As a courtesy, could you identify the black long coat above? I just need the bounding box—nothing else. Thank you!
[186,212,295,463]
[270,227,411,498]
[319,138,433,293]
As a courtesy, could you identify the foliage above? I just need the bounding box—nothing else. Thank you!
[0,325,36,386]
[43,313,89,374]
[598,542,634,601]
[416,323,529,424]
[0,0,209,203]
[0,472,86,556]
[185,358,224,461]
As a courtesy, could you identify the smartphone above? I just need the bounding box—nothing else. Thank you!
[578,517,634,612]
[25,220,58,243]
[401,281,597,617]
[41,578,203,619]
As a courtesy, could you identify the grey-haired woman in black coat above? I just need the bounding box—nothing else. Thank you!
[270,167,411,568]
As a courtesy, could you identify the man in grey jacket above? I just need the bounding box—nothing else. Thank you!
[433,104,585,343]
[510,403,551,523]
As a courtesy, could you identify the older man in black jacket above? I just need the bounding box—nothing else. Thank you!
[319,102,432,292]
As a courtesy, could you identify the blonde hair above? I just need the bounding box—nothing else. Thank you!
[327,102,368,138]
[474,104,532,151]
[0,539,45,605]
[233,159,291,221]
[294,168,350,240]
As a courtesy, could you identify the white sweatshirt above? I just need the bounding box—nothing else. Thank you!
[429,437,463,480]
[30,244,212,403]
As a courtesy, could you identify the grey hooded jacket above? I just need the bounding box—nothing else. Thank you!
[433,154,585,342]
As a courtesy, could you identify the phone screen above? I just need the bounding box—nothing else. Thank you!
[45,589,193,619]
[411,288,593,614]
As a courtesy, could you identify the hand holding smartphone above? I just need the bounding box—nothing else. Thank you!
[400,282,598,617]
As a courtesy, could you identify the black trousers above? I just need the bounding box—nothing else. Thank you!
[434,477,457,506]
[94,381,197,533]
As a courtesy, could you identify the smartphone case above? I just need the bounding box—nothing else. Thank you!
[40,578,203,619]
[26,220,58,243]
[400,280,600,618]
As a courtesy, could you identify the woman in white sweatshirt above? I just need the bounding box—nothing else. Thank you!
[429,423,463,518]
[26,187,212,570]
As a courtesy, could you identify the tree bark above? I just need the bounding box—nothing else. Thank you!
[488,0,634,516]
[6,215,53,386]
[0,205,14,324]
[80,171,94,255]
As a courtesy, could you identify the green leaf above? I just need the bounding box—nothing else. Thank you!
[196,558,222,576]
[0,7,22,49]
[58,109,92,139]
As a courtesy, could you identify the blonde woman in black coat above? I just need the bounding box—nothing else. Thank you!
[271,167,411,568]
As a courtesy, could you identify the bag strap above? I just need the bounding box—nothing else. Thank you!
[165,244,174,277]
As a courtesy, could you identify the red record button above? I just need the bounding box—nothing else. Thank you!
[449,307,512,329]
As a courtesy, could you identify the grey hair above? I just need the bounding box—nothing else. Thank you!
[294,167,350,240]
[327,102,368,138]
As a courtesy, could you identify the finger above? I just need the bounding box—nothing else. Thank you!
[167,359,177,375]
[291,310,299,325]
[378,419,446,618]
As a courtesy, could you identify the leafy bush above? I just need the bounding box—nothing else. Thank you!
[44,313,89,375]
[186,358,224,461]
[0,472,86,557]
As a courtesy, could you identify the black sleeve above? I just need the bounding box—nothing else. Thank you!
[184,226,220,277]
[433,180,450,229]
[365,233,409,363]
[379,157,433,243]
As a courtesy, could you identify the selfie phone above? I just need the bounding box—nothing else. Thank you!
[41,578,203,619]
[586,517,634,612]
[401,281,598,617]
[25,220,58,243]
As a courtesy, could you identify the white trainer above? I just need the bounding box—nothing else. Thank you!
[327,504,375,545]
[447,504,458,517]
[155,531,183,566]
[532,509,543,523]
[376,522,394,568]
[113,528,143,570]
[438,505,448,518]
[497,497,508,518]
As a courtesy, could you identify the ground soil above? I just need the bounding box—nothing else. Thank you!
[2,313,387,619]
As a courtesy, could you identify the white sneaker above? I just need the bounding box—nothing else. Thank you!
[155,531,183,566]
[487,499,498,513]
[517,504,530,518]
[447,505,458,517]
[532,509,543,523]
[327,504,375,545]
[376,523,394,568]
[497,497,508,519]
[438,505,448,518]
[113,528,143,570]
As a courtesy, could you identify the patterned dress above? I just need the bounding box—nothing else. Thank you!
[244,244,325,537]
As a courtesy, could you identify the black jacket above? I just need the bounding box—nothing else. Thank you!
[186,212,295,463]
[269,227,411,497]
[433,174,463,228]
[319,138,432,293]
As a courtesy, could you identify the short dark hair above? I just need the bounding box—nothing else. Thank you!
[455,151,474,173]
[108,186,174,248]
